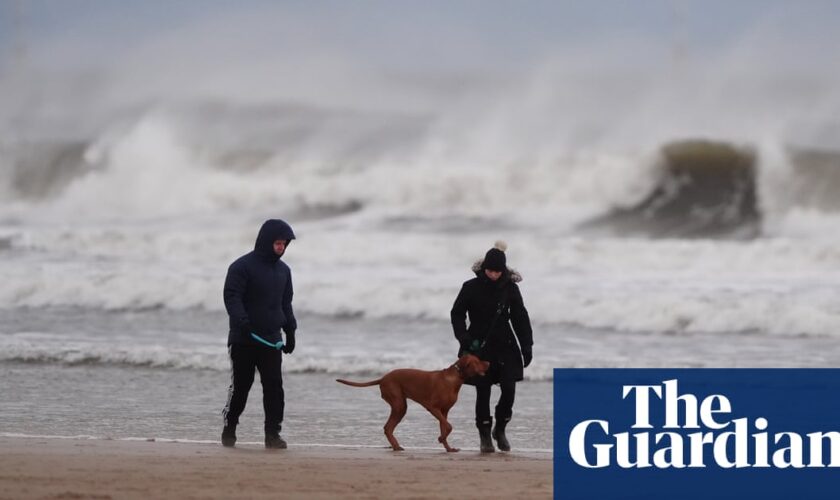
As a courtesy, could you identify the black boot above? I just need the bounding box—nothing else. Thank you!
[492,417,511,452]
[478,419,495,453]
[265,431,287,449]
[221,425,237,447]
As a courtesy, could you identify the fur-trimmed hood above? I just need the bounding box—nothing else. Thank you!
[471,260,522,283]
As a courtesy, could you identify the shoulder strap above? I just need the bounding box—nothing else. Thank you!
[479,286,512,350]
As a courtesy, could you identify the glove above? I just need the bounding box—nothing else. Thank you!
[469,339,482,353]
[282,330,296,354]
[522,348,532,368]
[239,321,253,336]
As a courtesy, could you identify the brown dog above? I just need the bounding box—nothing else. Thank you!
[336,354,490,452]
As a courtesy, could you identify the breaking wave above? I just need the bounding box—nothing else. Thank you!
[581,140,760,238]
[3,106,840,240]
[0,341,555,381]
[4,227,840,337]
[580,140,840,239]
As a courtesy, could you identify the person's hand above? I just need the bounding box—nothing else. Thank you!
[239,322,253,336]
[468,338,482,353]
[522,348,532,368]
[282,331,296,354]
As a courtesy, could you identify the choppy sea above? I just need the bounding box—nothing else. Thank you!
[3,302,840,452]
[3,94,840,451]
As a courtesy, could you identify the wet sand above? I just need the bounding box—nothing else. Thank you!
[0,437,552,499]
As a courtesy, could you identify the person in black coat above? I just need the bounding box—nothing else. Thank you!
[221,219,298,449]
[451,241,533,453]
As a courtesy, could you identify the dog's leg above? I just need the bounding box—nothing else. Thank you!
[381,389,407,451]
[429,407,458,452]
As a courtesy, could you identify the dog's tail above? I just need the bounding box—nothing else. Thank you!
[336,378,382,387]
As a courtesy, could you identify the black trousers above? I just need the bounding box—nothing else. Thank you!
[222,344,285,433]
[475,377,516,425]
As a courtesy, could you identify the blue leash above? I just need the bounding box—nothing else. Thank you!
[250,333,285,350]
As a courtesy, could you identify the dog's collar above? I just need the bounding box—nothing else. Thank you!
[452,362,467,379]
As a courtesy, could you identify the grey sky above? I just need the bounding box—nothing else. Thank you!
[4,0,839,73]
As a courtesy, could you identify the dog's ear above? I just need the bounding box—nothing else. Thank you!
[471,357,485,372]
[464,355,488,377]
[466,355,479,370]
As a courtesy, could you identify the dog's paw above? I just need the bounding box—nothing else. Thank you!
[447,447,460,453]
[392,446,405,451]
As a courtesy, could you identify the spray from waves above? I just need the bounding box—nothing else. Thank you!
[758,143,840,237]
[0,105,651,228]
[2,111,328,222]
[2,105,840,239]
[3,3,840,233]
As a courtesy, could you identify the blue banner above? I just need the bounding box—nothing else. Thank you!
[554,369,840,500]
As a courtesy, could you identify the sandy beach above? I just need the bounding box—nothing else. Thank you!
[0,437,552,499]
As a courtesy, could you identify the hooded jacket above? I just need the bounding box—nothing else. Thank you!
[450,261,533,383]
[224,219,297,346]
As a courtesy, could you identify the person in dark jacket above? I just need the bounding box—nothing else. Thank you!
[221,219,298,449]
[451,241,533,453]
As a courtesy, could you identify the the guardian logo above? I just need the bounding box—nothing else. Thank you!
[568,379,840,469]
[554,369,840,500]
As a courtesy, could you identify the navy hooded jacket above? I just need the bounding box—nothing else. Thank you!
[224,219,297,346]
